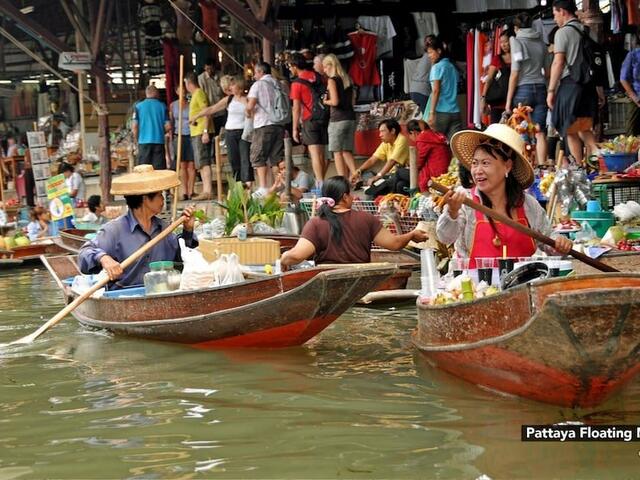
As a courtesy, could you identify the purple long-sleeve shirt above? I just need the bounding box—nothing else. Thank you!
[621,48,640,96]
[78,210,198,289]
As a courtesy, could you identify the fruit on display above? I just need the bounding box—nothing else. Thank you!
[4,236,15,250]
[598,135,640,154]
[0,237,5,250]
[539,172,555,196]
[13,233,30,247]
[419,274,501,306]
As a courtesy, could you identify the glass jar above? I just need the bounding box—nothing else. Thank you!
[144,261,181,295]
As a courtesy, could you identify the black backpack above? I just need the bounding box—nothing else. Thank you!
[565,23,605,86]
[293,75,329,123]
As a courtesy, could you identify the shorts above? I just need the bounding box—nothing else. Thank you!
[328,120,356,153]
[172,136,194,169]
[138,143,165,171]
[513,83,548,129]
[250,124,284,168]
[566,117,593,135]
[301,119,328,146]
[191,135,211,169]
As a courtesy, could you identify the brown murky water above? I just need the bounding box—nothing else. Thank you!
[1,266,639,479]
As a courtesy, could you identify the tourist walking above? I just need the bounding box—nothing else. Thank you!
[169,85,196,200]
[246,62,289,197]
[185,72,213,200]
[289,53,330,186]
[132,85,171,171]
[322,54,357,179]
[620,29,640,135]
[547,0,597,164]
[482,29,514,124]
[192,76,254,184]
[423,36,462,139]
[505,13,549,165]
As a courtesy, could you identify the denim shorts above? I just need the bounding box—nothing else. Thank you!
[513,83,548,130]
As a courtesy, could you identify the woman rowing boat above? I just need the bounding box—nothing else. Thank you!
[281,176,428,267]
[436,123,572,266]
[78,165,197,289]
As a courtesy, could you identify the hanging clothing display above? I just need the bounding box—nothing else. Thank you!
[163,39,179,105]
[199,0,219,63]
[348,30,381,86]
[456,0,535,12]
[172,0,193,45]
[629,0,640,25]
[411,12,439,56]
[139,0,164,76]
[330,24,354,68]
[357,15,396,58]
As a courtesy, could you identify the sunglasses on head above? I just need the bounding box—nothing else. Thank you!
[478,138,513,160]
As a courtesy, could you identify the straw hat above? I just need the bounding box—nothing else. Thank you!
[111,164,180,196]
[450,123,535,189]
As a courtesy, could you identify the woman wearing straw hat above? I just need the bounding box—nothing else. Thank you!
[436,124,572,266]
[78,165,198,289]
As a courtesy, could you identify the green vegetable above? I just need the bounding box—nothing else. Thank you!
[193,209,210,223]
[217,179,284,235]
[461,278,474,301]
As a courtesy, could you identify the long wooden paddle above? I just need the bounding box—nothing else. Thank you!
[8,216,187,345]
[428,180,619,273]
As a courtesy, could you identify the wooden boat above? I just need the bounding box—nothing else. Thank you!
[57,228,96,254]
[571,250,640,275]
[413,274,640,408]
[58,228,419,303]
[0,242,67,268]
[42,254,397,348]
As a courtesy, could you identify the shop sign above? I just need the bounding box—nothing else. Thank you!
[46,175,73,220]
[58,51,92,71]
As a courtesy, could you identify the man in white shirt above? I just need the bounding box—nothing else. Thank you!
[246,62,288,196]
[198,59,225,135]
[61,163,85,206]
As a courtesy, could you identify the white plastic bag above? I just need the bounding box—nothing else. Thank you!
[71,271,107,298]
[179,238,215,290]
[221,253,245,285]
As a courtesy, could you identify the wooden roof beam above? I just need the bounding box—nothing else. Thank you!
[0,0,108,80]
[59,0,91,49]
[210,0,276,43]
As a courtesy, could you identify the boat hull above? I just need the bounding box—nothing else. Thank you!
[42,256,396,348]
[414,274,640,407]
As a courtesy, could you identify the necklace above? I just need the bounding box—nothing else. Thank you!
[492,235,502,247]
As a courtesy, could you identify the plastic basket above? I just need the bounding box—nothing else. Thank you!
[593,181,640,210]
[602,153,637,173]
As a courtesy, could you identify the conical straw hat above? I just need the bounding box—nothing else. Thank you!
[450,123,534,189]
[111,165,180,195]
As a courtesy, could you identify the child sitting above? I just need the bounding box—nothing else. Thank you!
[26,206,51,241]
[81,195,106,224]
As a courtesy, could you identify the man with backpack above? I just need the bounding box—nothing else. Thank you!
[289,53,330,187]
[246,62,290,197]
[546,0,598,165]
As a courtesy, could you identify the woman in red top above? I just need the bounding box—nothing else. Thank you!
[407,120,452,191]
[481,30,514,124]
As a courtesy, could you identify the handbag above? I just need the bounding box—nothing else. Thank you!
[485,64,509,105]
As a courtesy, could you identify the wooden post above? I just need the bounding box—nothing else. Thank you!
[95,76,111,202]
[215,136,223,203]
[284,136,292,202]
[409,146,418,191]
[262,38,272,64]
[172,55,185,222]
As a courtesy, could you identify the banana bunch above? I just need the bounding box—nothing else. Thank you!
[432,171,459,188]
[539,172,555,196]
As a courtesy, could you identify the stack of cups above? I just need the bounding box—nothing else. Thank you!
[420,248,439,299]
